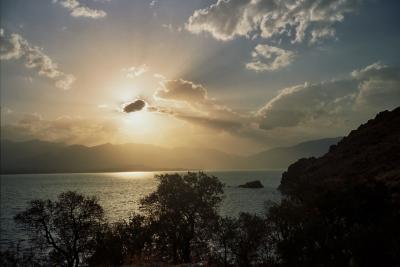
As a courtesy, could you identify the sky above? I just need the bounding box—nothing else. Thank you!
[1,0,399,154]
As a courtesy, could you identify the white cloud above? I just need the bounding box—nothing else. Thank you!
[55,0,107,18]
[186,0,251,41]
[186,0,362,71]
[246,44,295,72]
[155,79,208,104]
[352,63,400,109]
[186,0,361,43]
[0,29,76,90]
[161,24,183,32]
[153,73,166,80]
[150,0,158,7]
[122,64,149,78]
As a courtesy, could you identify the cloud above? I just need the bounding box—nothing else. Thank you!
[352,63,400,108]
[161,24,183,33]
[153,73,166,80]
[155,79,208,104]
[151,78,246,132]
[1,112,118,145]
[0,29,75,90]
[186,0,361,43]
[146,63,398,143]
[246,44,295,72]
[185,0,251,41]
[186,0,362,71]
[55,0,107,18]
[150,0,158,7]
[122,64,149,78]
[257,62,400,130]
[123,99,147,113]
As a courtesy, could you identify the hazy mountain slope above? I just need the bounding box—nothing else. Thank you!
[0,141,242,173]
[246,137,342,169]
[0,139,66,172]
[279,107,400,199]
[0,137,341,174]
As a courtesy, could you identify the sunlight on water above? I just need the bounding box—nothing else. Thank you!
[0,170,282,248]
[110,171,157,179]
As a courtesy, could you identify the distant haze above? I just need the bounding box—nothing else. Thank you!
[0,137,341,174]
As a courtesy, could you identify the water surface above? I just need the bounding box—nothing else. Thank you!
[0,170,282,248]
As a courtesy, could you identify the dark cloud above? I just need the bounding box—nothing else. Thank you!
[123,99,146,113]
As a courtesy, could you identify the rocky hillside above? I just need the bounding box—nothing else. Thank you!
[279,107,400,200]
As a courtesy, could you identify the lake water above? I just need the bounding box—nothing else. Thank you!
[0,170,283,248]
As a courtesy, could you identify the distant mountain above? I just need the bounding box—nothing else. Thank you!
[245,137,342,169]
[279,107,400,199]
[0,137,341,174]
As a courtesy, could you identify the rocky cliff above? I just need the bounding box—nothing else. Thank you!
[279,107,400,200]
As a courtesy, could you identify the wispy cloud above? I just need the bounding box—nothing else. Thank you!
[122,64,149,78]
[55,0,107,18]
[246,44,295,72]
[150,0,158,8]
[0,29,75,90]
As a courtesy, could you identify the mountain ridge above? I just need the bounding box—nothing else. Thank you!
[279,107,400,199]
[0,137,342,174]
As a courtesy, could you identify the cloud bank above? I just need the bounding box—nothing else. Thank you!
[152,79,243,132]
[1,112,117,145]
[257,63,400,130]
[148,63,399,144]
[0,29,75,90]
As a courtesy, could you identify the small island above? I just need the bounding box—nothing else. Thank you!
[238,180,264,188]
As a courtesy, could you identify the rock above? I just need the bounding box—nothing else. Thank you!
[238,180,264,188]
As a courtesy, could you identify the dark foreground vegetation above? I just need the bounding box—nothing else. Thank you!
[1,108,400,266]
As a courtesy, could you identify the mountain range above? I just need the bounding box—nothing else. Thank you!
[0,137,342,174]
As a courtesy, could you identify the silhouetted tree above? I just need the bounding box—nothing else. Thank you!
[231,213,269,267]
[0,242,41,267]
[14,191,105,267]
[139,172,224,264]
[267,179,400,267]
[212,216,237,266]
[89,214,150,266]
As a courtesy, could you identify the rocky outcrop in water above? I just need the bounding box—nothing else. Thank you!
[238,180,264,188]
